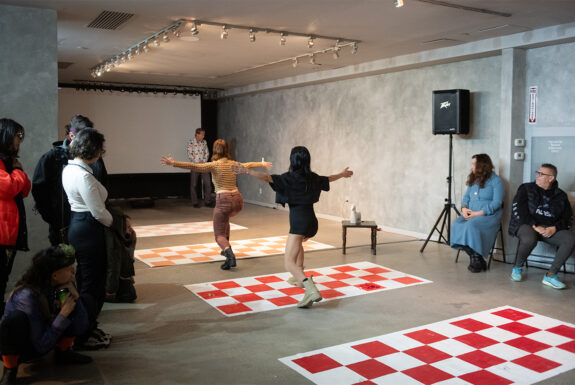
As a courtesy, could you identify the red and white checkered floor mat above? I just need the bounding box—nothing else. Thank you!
[280,306,575,385]
[135,235,334,267]
[132,221,247,238]
[185,262,431,316]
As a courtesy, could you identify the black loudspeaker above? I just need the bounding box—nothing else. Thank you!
[432,89,470,135]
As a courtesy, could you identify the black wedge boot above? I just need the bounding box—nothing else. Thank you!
[468,254,486,273]
[221,248,236,270]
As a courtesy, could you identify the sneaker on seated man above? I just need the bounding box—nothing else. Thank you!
[508,163,575,289]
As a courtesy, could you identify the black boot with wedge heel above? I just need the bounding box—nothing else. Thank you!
[468,253,486,273]
[220,248,237,270]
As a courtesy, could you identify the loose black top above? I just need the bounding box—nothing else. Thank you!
[270,170,330,206]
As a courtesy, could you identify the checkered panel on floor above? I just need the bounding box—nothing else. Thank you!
[279,305,575,385]
[184,262,431,316]
[135,235,334,267]
[132,221,247,238]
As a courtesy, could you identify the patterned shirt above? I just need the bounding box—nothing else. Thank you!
[172,159,265,192]
[187,137,209,163]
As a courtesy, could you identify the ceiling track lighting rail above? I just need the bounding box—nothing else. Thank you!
[89,18,360,79]
[223,41,358,77]
[413,0,512,17]
[59,82,221,99]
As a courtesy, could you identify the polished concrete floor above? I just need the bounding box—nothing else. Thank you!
[16,199,575,384]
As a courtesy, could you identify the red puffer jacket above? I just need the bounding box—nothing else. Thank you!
[0,158,31,246]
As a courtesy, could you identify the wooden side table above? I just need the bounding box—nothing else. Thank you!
[342,220,378,255]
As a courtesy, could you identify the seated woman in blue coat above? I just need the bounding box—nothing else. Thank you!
[450,154,504,273]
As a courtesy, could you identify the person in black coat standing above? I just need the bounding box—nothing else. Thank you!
[32,115,107,246]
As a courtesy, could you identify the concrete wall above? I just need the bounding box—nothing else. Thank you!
[522,42,575,269]
[0,5,58,288]
[219,56,502,238]
[525,42,575,129]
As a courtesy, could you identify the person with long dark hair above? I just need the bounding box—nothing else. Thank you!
[0,245,91,384]
[62,128,112,350]
[450,154,504,273]
[234,146,353,308]
[161,139,271,270]
[0,118,30,314]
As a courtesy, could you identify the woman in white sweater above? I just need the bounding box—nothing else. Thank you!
[62,128,112,349]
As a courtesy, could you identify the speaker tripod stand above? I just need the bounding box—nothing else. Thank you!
[420,134,460,252]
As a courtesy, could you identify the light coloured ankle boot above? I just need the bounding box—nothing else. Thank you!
[297,276,322,308]
[287,276,304,288]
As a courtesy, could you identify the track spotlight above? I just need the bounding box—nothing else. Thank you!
[333,40,341,59]
[308,36,315,48]
[249,29,256,42]
[190,21,199,35]
[162,32,170,43]
[221,26,228,39]
[394,0,404,8]
[280,33,287,46]
[309,54,316,65]
[142,42,149,53]
[152,38,160,48]
[351,41,358,54]
[292,57,298,68]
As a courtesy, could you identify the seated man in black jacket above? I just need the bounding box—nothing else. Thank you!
[508,163,574,289]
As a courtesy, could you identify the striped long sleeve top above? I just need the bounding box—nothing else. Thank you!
[172,158,265,192]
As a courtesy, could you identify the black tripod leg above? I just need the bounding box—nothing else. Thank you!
[420,206,448,252]
[438,206,450,244]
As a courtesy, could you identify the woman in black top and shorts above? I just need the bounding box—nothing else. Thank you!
[234,146,352,308]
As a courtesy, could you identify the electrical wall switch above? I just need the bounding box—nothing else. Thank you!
[513,152,525,160]
[514,138,526,147]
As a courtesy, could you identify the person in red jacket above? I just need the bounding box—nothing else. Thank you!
[0,118,30,314]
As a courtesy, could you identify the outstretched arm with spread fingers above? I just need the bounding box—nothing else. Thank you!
[232,164,272,182]
[329,167,353,182]
[160,155,175,166]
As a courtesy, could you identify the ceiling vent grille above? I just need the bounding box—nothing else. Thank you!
[87,11,134,30]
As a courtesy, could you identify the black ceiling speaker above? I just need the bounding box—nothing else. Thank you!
[432,89,470,135]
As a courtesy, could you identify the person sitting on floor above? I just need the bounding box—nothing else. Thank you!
[508,163,574,289]
[0,245,91,385]
[450,154,504,273]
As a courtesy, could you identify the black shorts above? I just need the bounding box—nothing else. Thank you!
[288,204,318,238]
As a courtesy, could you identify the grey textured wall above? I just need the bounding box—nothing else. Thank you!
[0,5,58,285]
[526,42,575,128]
[219,57,502,236]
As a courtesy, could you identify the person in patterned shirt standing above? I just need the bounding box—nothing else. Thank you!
[187,128,213,208]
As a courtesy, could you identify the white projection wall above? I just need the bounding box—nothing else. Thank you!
[58,88,201,174]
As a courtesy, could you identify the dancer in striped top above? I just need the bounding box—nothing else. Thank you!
[161,139,271,270]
